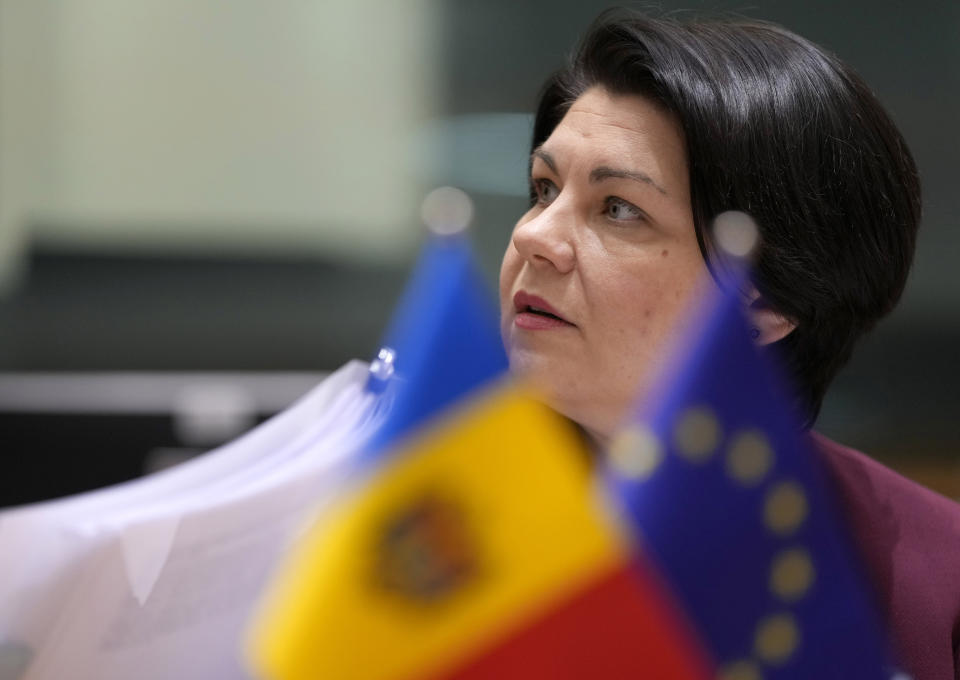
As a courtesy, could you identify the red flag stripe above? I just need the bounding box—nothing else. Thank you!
[431,558,715,680]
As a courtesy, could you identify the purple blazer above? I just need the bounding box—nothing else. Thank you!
[812,432,960,680]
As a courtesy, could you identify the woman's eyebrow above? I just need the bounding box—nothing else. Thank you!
[531,148,668,196]
[590,166,668,195]
[531,148,559,174]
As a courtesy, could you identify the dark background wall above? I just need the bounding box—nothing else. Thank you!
[1,1,958,505]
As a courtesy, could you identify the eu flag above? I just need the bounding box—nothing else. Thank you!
[606,273,897,679]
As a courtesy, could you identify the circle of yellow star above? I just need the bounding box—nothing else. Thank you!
[608,425,663,480]
[673,407,721,463]
[763,481,808,535]
[725,429,773,486]
[754,613,800,664]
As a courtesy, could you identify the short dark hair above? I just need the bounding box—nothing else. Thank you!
[532,9,921,425]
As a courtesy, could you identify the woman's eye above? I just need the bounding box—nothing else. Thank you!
[604,197,645,222]
[532,178,560,206]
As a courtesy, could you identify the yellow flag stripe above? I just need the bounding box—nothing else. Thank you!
[249,383,629,680]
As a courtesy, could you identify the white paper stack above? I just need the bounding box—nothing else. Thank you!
[0,359,389,680]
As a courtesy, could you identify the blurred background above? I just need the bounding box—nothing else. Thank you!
[1,0,957,506]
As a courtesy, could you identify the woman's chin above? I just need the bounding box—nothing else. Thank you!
[512,382,613,447]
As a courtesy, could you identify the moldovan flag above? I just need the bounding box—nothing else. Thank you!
[246,233,715,679]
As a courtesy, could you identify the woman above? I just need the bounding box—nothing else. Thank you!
[499,11,960,679]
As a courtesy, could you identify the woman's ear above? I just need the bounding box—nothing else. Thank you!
[745,287,796,345]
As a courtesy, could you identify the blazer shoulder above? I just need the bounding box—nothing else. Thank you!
[811,431,960,542]
[810,431,960,680]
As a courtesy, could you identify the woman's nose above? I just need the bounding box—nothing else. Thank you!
[511,204,576,274]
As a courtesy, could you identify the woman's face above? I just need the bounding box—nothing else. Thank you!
[499,86,714,444]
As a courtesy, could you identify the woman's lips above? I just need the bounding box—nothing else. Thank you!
[515,312,573,330]
[513,291,575,330]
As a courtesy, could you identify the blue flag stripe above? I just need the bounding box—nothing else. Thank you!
[364,234,508,460]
